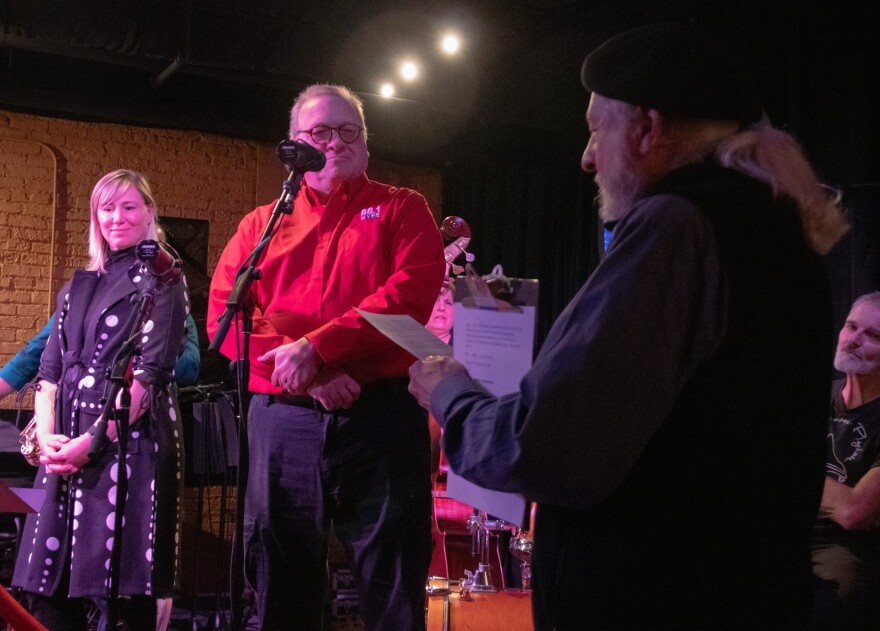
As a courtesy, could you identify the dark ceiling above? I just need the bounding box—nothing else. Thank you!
[0,0,876,174]
[1,0,878,341]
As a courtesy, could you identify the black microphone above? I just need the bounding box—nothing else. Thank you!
[276,139,326,172]
[136,240,182,285]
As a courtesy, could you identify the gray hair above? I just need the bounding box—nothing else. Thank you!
[715,122,848,255]
[288,84,368,140]
[615,99,849,255]
[851,291,880,314]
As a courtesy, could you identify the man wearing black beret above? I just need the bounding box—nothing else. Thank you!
[410,22,848,628]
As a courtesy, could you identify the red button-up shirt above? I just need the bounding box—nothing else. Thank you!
[207,173,445,393]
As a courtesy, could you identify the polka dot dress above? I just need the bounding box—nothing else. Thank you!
[12,253,188,600]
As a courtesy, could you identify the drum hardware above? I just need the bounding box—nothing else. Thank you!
[462,563,493,593]
[426,584,535,631]
[508,529,533,590]
[466,510,481,556]
[426,576,454,597]
[463,511,515,593]
[426,574,459,631]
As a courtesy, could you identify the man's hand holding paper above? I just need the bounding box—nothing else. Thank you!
[408,355,468,409]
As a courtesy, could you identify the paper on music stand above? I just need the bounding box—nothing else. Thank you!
[355,309,453,359]
[453,306,536,396]
[442,275,539,529]
[0,480,45,513]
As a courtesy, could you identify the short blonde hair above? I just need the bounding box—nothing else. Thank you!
[87,169,158,272]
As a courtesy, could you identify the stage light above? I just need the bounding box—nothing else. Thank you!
[380,83,395,98]
[441,34,460,55]
[400,61,418,81]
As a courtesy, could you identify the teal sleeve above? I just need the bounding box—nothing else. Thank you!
[0,317,55,391]
[173,314,201,386]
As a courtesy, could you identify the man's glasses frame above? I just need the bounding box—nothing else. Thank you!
[297,124,364,144]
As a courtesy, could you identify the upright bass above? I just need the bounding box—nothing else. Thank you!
[427,217,505,587]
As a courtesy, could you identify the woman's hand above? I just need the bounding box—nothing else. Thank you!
[41,434,91,476]
[37,430,70,458]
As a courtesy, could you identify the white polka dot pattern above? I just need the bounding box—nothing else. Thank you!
[14,262,187,599]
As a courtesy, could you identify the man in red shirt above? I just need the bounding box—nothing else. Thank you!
[208,83,444,630]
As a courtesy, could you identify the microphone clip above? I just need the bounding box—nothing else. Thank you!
[276,139,326,173]
[136,240,182,286]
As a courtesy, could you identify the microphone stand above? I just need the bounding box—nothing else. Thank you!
[208,168,305,631]
[88,286,157,631]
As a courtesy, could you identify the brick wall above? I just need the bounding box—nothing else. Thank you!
[0,109,443,409]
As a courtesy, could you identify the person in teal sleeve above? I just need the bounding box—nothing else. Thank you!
[0,318,54,399]
[0,313,200,403]
[173,313,201,385]
[1,313,197,631]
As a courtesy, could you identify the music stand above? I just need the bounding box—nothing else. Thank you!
[0,479,48,631]
[0,480,44,515]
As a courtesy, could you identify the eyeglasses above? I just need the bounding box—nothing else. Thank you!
[297,124,364,144]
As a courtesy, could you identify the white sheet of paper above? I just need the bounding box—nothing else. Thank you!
[355,309,453,359]
[442,303,536,528]
[452,305,536,397]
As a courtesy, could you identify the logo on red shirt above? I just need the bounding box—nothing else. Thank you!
[360,206,381,220]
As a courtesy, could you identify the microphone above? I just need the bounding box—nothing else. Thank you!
[276,139,326,172]
[136,240,182,285]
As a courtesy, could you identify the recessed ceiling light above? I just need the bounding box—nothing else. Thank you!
[400,61,418,81]
[441,34,460,55]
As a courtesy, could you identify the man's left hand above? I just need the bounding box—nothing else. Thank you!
[259,337,322,394]
[307,368,361,411]
[408,356,468,410]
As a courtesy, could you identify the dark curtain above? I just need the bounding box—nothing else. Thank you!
[442,138,600,347]
[699,1,880,331]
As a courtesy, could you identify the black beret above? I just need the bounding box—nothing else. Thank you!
[581,22,762,124]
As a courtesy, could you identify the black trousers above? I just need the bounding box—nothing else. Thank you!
[244,379,433,631]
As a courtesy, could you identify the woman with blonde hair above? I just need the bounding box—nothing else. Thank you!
[12,169,188,631]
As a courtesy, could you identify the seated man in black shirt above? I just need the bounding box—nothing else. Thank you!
[813,291,880,630]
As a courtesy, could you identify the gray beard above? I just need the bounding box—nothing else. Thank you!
[596,167,645,223]
[597,188,642,222]
[834,350,879,375]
